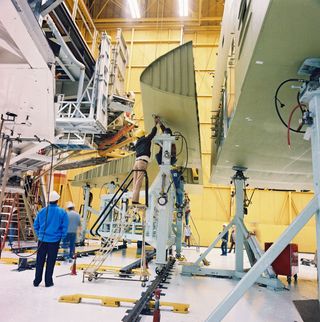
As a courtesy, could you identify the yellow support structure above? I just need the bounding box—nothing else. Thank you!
[0,258,61,266]
[59,294,189,313]
[76,263,145,275]
[0,257,19,264]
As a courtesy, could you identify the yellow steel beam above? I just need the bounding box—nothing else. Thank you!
[98,137,136,157]
[95,0,111,19]
[59,294,190,313]
[95,16,222,24]
[76,263,144,275]
[0,257,18,264]
[198,0,202,25]
[95,24,221,31]
[0,258,61,266]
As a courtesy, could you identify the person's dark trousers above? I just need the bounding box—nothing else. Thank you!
[229,241,235,253]
[185,212,190,225]
[221,241,228,255]
[63,233,77,259]
[34,240,60,286]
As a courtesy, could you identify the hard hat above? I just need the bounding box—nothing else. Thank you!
[49,191,60,202]
[66,201,75,209]
[135,129,145,138]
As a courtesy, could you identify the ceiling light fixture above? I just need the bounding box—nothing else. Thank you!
[128,0,141,19]
[179,0,188,17]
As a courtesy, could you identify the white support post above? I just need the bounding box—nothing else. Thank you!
[72,0,78,20]
[309,94,320,302]
[155,134,175,265]
[234,177,244,273]
[175,214,183,257]
[80,184,91,244]
[316,212,320,301]
[193,221,233,266]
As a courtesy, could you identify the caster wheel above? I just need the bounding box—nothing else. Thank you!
[155,267,160,275]
[141,282,146,287]
[88,277,93,282]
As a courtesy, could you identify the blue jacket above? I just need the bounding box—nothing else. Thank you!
[34,204,69,242]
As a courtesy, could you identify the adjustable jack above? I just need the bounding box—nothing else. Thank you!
[181,167,285,291]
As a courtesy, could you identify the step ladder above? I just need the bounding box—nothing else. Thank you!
[83,207,140,281]
[0,193,21,250]
[0,189,39,251]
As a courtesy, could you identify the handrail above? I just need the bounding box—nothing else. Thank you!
[90,169,149,237]
[89,170,133,237]
[94,178,133,237]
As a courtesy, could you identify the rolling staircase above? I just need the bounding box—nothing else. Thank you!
[83,209,137,281]
[83,169,149,281]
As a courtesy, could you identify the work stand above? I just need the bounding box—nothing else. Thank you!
[181,167,285,291]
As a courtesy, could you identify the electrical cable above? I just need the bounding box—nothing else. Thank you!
[287,104,304,147]
[274,78,306,133]
[296,91,305,113]
[166,132,189,194]
[175,134,184,157]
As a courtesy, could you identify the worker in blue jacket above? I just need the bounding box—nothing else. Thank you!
[33,191,68,287]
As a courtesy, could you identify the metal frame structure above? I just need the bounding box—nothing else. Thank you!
[97,134,177,263]
[82,132,181,280]
[151,134,176,265]
[54,27,133,149]
[205,78,320,322]
[182,167,285,290]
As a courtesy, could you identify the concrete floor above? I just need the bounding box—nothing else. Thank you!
[0,243,317,322]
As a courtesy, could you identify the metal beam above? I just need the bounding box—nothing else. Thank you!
[94,16,222,24]
[95,24,221,31]
[95,0,110,19]
[40,0,64,16]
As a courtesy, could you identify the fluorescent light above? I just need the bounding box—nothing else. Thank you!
[179,0,188,17]
[128,0,141,19]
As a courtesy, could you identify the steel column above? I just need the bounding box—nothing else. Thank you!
[234,177,244,273]
[193,222,233,266]
[154,134,175,265]
[80,184,91,244]
[309,94,320,303]
[175,214,183,257]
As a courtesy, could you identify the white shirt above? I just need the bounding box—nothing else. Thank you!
[185,226,191,237]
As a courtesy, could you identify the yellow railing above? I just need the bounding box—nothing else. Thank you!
[64,0,100,58]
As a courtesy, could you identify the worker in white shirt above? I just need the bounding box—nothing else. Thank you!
[184,224,191,247]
